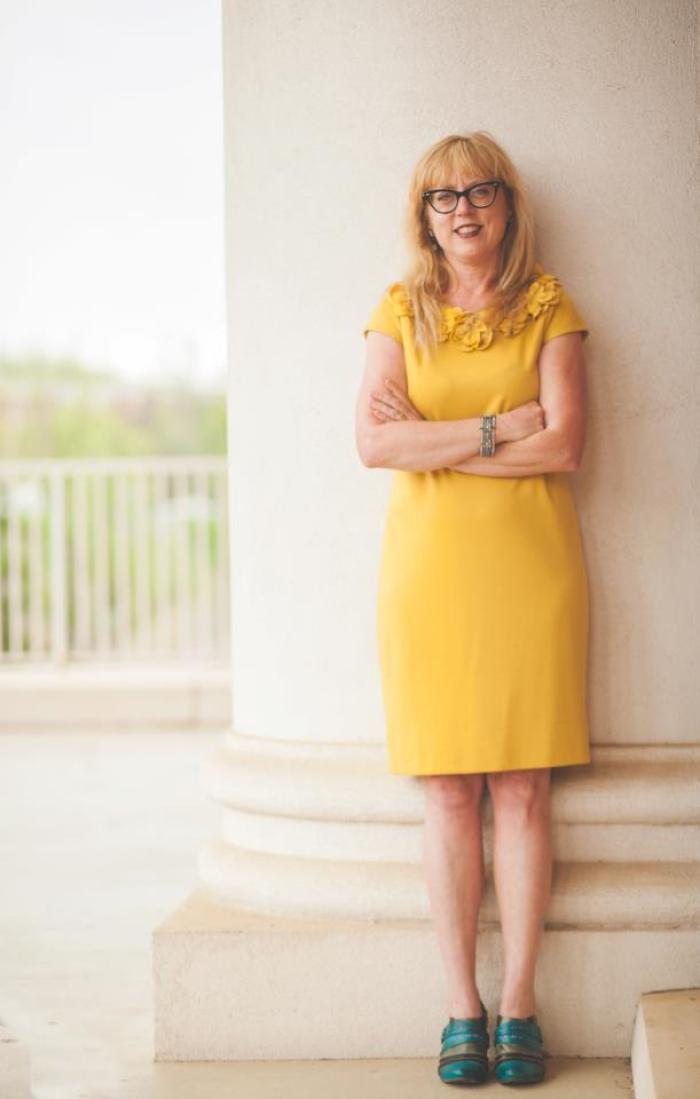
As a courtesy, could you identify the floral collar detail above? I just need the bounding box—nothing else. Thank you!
[387,270,562,353]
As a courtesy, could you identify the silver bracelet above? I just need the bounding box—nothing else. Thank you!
[479,414,496,456]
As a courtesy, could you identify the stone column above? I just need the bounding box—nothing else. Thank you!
[152,0,700,1062]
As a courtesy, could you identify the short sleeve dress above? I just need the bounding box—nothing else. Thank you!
[362,266,591,775]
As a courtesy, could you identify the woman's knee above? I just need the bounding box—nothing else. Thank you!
[486,768,551,816]
[421,772,486,812]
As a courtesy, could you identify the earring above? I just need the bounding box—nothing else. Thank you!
[427,229,439,250]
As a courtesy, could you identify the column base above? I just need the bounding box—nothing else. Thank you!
[152,889,700,1061]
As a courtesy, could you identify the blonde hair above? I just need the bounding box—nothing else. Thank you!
[401,131,537,354]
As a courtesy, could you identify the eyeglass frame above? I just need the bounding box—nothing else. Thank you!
[421,179,506,213]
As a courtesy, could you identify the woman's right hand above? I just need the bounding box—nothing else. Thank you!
[498,399,546,443]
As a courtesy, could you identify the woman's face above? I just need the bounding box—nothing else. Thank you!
[424,174,511,271]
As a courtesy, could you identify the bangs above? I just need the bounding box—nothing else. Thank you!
[422,140,499,190]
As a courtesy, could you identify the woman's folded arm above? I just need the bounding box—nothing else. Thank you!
[360,416,485,471]
[447,427,574,477]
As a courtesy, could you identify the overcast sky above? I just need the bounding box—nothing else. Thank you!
[0,0,226,388]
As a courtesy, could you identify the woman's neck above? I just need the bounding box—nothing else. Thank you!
[441,260,499,309]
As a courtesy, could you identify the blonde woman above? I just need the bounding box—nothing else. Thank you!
[356,132,590,1086]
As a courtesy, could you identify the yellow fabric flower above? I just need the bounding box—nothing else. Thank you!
[387,282,413,318]
[440,307,467,340]
[460,318,494,351]
[526,273,561,317]
[438,309,493,351]
[497,301,531,338]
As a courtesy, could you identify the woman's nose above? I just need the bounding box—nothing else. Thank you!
[455,193,473,216]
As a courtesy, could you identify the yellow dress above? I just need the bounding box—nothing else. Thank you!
[363,268,591,776]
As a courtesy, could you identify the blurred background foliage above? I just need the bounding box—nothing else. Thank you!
[0,354,227,458]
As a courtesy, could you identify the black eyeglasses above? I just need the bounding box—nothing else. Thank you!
[422,180,504,213]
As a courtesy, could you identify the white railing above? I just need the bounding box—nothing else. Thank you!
[0,457,229,664]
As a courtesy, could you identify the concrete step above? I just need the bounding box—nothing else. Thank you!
[631,989,700,1099]
[154,889,700,1059]
[123,1055,634,1097]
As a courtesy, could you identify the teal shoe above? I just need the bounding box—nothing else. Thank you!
[494,1013,546,1085]
[437,1000,489,1086]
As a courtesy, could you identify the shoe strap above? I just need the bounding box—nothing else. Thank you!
[495,1015,544,1047]
[441,1007,489,1047]
[441,1021,488,1043]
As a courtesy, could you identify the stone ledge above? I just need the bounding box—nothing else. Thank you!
[0,663,231,730]
[631,988,700,1099]
[152,889,700,1061]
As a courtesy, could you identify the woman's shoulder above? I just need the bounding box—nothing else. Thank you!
[497,265,565,335]
[382,281,414,318]
[524,266,588,343]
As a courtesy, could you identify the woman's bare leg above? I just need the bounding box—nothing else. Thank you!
[421,773,486,1017]
[486,768,552,1018]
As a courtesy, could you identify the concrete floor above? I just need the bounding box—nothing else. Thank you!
[0,731,632,1098]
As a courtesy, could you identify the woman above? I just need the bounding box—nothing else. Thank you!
[355,132,591,1087]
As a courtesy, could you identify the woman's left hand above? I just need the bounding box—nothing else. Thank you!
[369,378,426,423]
